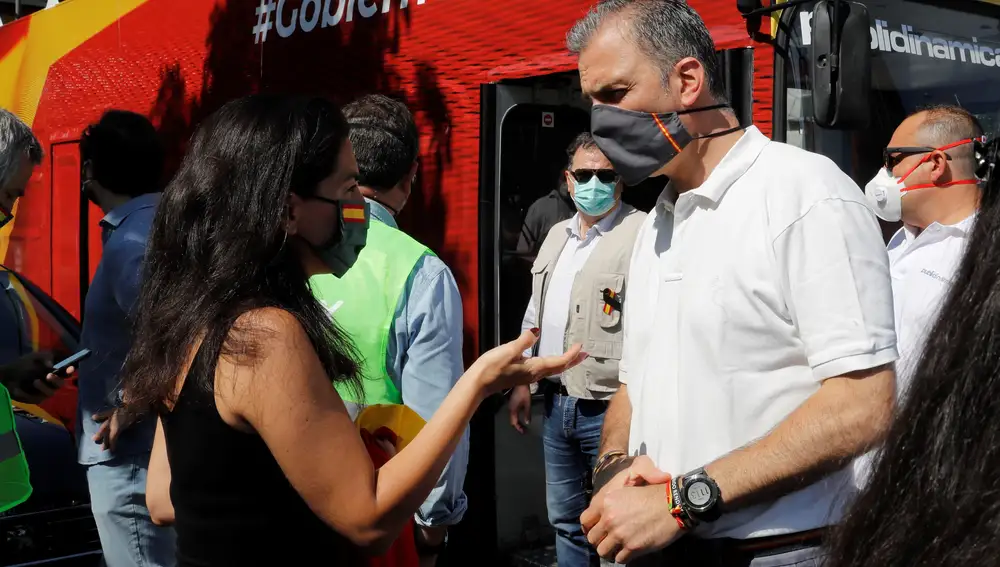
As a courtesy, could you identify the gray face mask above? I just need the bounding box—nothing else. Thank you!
[590,103,739,186]
[309,198,370,277]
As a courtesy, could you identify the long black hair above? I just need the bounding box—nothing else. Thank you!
[120,94,361,418]
[827,148,1000,567]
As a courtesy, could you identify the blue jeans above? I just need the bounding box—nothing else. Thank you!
[86,453,176,567]
[543,391,607,567]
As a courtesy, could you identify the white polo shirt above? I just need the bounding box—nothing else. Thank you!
[853,213,973,487]
[621,126,898,540]
[888,214,974,391]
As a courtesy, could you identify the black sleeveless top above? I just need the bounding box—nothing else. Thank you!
[161,338,363,566]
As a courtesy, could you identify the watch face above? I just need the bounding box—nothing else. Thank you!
[685,480,713,508]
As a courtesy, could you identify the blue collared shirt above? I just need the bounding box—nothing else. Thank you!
[76,193,160,465]
[366,198,469,527]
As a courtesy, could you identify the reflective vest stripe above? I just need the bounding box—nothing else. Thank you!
[0,383,31,513]
[0,429,20,461]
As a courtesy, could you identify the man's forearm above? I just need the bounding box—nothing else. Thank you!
[599,385,632,456]
[704,366,894,511]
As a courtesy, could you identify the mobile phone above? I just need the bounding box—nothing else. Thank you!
[51,349,91,377]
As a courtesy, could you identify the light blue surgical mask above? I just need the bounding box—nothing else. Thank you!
[570,169,618,217]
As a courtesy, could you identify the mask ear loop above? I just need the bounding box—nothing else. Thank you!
[897,138,976,187]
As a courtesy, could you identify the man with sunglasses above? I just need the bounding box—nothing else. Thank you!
[865,105,984,388]
[856,105,986,484]
[509,132,645,567]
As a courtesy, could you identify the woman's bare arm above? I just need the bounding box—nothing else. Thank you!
[146,417,175,526]
[217,308,579,554]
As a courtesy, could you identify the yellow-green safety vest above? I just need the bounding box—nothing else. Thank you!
[310,220,431,406]
[0,383,31,513]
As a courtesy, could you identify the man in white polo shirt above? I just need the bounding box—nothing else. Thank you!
[852,105,985,487]
[568,1,898,565]
[866,105,984,392]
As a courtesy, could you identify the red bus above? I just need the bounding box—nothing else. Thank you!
[1,0,998,564]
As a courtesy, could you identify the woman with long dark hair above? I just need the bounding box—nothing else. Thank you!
[826,146,1000,567]
[120,94,584,566]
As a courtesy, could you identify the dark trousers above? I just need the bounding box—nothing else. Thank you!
[602,531,826,567]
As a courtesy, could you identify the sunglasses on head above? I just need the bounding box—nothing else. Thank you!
[883,146,954,171]
[571,169,619,184]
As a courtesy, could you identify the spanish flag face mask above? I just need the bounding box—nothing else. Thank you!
[306,197,370,278]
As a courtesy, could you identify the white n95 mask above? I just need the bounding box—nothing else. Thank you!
[864,169,906,222]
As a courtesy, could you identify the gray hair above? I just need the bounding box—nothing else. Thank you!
[914,104,985,177]
[0,108,43,188]
[566,0,727,102]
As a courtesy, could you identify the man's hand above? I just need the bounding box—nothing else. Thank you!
[415,525,447,567]
[508,385,532,434]
[582,483,682,564]
[2,351,70,404]
[584,455,656,528]
[93,408,125,452]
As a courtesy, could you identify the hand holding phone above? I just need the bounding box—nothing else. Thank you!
[51,348,91,377]
[8,349,89,403]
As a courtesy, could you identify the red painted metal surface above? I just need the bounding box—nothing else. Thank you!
[7,0,776,361]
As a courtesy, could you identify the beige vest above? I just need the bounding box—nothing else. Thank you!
[530,203,646,400]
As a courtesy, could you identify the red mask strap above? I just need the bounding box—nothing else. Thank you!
[898,139,975,183]
[900,179,979,193]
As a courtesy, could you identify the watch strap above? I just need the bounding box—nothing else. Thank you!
[670,476,698,530]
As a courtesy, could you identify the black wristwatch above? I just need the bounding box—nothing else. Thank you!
[678,468,723,523]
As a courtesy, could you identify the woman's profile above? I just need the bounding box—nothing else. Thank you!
[118,94,584,566]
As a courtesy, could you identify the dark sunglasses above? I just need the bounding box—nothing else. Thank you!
[883,146,953,171]
[571,169,619,184]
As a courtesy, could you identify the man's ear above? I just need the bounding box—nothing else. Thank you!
[564,170,577,195]
[408,160,419,185]
[673,56,706,108]
[928,150,950,184]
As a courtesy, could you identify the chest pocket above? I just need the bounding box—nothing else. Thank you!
[586,272,625,360]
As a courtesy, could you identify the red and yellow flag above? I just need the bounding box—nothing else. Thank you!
[342,203,366,223]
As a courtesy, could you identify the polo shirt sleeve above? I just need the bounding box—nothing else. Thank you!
[772,197,898,381]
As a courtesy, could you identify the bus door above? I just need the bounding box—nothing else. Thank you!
[478,74,593,563]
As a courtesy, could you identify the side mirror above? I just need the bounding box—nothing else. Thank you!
[811,0,871,129]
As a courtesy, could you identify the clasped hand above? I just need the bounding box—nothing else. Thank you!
[581,456,683,564]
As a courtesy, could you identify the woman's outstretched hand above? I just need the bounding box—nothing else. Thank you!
[469,329,587,395]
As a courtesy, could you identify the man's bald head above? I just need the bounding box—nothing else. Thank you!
[910,105,984,176]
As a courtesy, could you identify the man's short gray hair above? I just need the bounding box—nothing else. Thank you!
[566,0,727,102]
[0,108,43,188]
[914,104,985,177]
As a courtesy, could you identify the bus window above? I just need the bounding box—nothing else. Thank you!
[780,0,1000,239]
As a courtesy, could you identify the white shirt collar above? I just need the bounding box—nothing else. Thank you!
[891,211,978,250]
[566,202,622,239]
[656,126,769,215]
